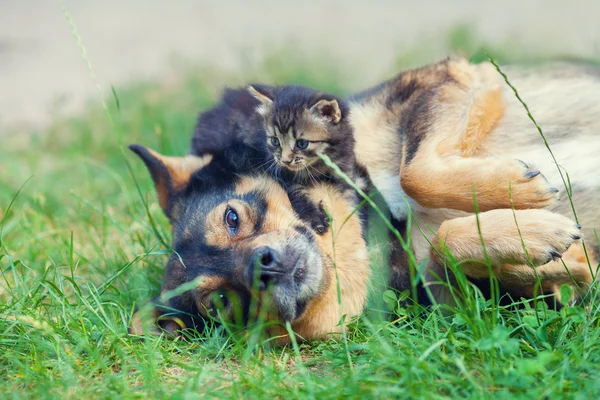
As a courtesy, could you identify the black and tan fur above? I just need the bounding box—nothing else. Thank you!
[129,142,369,343]
[348,58,599,301]
[247,59,559,227]
[192,87,328,235]
[129,59,599,342]
[348,58,557,220]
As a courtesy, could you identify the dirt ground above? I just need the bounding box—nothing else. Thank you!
[1,0,599,131]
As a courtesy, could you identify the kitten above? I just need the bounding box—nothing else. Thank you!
[247,84,368,234]
[191,86,363,235]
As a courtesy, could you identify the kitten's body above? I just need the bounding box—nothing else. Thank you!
[248,84,369,233]
[191,86,367,234]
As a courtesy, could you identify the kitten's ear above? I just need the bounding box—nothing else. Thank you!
[129,144,212,218]
[309,99,342,124]
[247,85,274,116]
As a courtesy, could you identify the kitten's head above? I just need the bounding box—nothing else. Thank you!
[247,84,348,173]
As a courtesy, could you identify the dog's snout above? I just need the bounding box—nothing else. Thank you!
[250,247,284,290]
[254,246,278,268]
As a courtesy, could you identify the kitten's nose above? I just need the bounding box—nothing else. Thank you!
[281,159,292,165]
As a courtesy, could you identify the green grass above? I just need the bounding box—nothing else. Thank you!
[2,27,600,398]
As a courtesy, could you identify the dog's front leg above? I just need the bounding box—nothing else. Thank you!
[424,209,591,304]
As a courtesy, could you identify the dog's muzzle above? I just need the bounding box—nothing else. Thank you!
[245,238,323,322]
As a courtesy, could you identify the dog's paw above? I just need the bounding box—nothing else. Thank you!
[504,159,560,209]
[515,211,582,267]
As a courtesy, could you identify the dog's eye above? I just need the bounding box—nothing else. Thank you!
[270,137,280,147]
[209,291,230,315]
[224,207,239,234]
[295,139,309,150]
[206,290,243,323]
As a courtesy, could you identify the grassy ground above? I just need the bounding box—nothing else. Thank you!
[2,35,600,398]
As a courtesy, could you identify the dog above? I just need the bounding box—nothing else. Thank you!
[129,60,599,342]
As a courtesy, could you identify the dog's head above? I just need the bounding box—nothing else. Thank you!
[128,143,333,338]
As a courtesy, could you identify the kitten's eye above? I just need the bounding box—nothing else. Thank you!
[270,137,280,147]
[224,207,239,234]
[296,139,309,150]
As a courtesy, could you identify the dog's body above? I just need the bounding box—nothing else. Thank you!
[348,59,599,301]
[130,59,599,342]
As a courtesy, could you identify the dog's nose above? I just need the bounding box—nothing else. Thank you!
[250,246,284,290]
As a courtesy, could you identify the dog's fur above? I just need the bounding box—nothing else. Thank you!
[350,58,563,220]
[129,142,369,343]
[129,59,599,342]
[349,59,599,300]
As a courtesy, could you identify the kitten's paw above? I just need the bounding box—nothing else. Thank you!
[311,201,330,235]
[503,159,560,209]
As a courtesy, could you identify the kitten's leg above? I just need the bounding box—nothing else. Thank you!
[425,209,592,304]
[400,62,558,212]
[288,187,329,235]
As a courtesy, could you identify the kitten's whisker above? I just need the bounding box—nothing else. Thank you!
[256,158,276,171]
[305,165,318,186]
[264,159,277,176]
[308,163,327,178]
[307,164,325,185]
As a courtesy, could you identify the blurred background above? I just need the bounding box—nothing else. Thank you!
[2,0,599,131]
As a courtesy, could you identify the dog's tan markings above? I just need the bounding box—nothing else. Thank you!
[192,275,232,317]
[399,66,555,212]
[401,153,558,212]
[494,243,594,288]
[234,175,297,232]
[463,90,504,155]
[204,199,257,248]
[290,183,370,339]
[459,87,505,156]
[430,208,584,279]
[150,150,213,191]
[351,99,403,173]
[129,144,212,214]
[234,175,277,196]
[422,208,594,305]
[350,57,553,213]
[232,177,369,341]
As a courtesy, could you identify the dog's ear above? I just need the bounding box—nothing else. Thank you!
[129,144,212,218]
[247,84,274,116]
[309,99,342,124]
